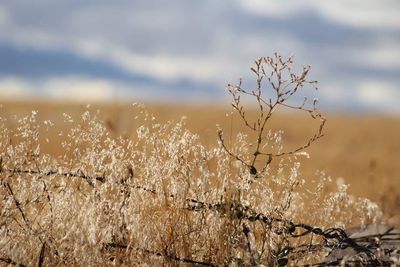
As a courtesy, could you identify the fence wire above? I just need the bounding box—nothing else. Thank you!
[1,167,399,266]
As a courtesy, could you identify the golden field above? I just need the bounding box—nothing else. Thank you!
[1,99,399,226]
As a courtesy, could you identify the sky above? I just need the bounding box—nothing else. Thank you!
[0,1,399,113]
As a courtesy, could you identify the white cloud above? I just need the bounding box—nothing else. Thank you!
[334,41,400,71]
[237,0,400,29]
[42,77,117,102]
[238,0,309,17]
[316,1,400,29]
[0,77,34,100]
[3,30,235,84]
[103,45,229,82]
[358,44,400,69]
[357,80,400,113]
[0,76,127,103]
[0,76,222,104]
[320,84,352,103]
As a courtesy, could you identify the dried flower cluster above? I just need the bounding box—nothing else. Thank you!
[0,54,382,266]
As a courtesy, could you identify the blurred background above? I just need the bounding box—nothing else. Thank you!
[0,1,399,223]
[0,0,399,112]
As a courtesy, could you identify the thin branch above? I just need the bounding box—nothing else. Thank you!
[217,129,249,168]
[224,54,326,176]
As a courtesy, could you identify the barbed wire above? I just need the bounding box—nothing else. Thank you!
[1,167,399,266]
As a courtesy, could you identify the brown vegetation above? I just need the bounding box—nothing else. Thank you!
[0,55,398,266]
[2,101,399,223]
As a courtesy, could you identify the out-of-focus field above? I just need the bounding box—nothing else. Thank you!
[1,100,399,225]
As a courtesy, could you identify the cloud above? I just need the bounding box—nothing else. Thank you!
[0,1,399,113]
[0,77,34,100]
[0,1,299,84]
[357,81,400,113]
[99,45,230,82]
[237,0,400,29]
[0,76,121,103]
[237,0,310,17]
[315,1,400,29]
[0,75,222,104]
[356,44,400,70]
[42,77,117,102]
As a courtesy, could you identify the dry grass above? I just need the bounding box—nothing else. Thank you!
[1,100,399,224]
[0,104,395,266]
[0,55,398,266]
